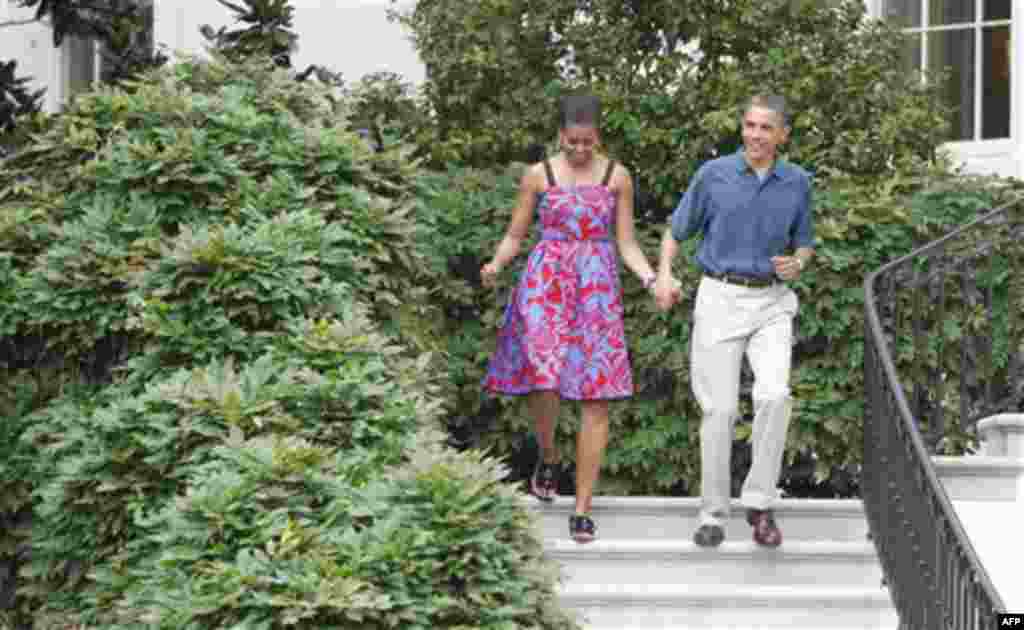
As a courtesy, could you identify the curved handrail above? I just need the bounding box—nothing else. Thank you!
[862,197,1021,628]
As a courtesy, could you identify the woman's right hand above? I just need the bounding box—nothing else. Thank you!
[481,261,501,287]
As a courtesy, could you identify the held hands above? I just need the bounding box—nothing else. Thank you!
[653,274,683,312]
[771,256,804,281]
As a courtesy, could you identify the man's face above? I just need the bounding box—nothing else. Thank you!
[741,105,789,166]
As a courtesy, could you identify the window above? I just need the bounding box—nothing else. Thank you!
[63,0,155,99]
[885,0,1011,141]
[65,35,97,98]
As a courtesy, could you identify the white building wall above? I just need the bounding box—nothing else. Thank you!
[0,0,66,112]
[153,0,425,85]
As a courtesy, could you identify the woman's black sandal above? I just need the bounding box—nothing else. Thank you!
[569,513,596,543]
[530,460,559,502]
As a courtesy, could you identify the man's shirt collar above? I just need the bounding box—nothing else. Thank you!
[732,150,791,181]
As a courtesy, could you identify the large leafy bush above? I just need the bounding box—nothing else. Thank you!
[390,0,948,205]
[0,54,577,629]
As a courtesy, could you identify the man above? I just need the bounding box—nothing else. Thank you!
[653,94,814,548]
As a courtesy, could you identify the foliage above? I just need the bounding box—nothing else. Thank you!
[872,184,1024,454]
[0,59,45,143]
[344,71,430,152]
[97,3,169,86]
[390,0,948,212]
[98,431,572,629]
[7,0,165,82]
[0,54,576,629]
[200,0,299,69]
[9,0,140,47]
[0,53,434,372]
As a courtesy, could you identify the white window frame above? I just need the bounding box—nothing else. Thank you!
[877,0,1012,142]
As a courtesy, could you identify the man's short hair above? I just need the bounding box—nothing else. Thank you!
[743,94,790,129]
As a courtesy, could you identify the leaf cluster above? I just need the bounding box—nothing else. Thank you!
[0,53,576,629]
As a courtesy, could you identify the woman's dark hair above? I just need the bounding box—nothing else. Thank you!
[559,93,601,129]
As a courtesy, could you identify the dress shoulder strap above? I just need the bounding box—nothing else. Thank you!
[601,160,617,186]
[542,159,557,187]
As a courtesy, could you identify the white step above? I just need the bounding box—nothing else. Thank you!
[547,539,883,588]
[562,583,898,629]
[524,496,870,542]
[933,455,1024,501]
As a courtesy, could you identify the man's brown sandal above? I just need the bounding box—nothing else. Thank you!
[747,509,782,547]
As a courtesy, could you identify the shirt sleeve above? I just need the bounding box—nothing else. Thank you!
[791,176,815,249]
[670,165,707,242]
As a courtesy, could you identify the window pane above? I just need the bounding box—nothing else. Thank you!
[66,36,96,98]
[982,26,1011,138]
[928,29,975,140]
[886,0,922,27]
[929,0,974,25]
[984,0,1011,21]
[901,32,924,76]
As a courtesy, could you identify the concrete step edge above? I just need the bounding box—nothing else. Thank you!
[560,582,893,605]
[523,496,867,515]
[545,538,877,558]
[933,455,1024,476]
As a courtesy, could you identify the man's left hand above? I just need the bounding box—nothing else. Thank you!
[771,256,803,281]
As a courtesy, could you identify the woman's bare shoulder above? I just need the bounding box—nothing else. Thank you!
[520,160,549,191]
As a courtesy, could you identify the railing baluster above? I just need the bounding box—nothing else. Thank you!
[984,251,996,410]
[913,262,927,424]
[933,262,947,447]
[960,264,972,429]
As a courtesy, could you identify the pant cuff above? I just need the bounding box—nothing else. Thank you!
[739,491,777,512]
[698,508,728,527]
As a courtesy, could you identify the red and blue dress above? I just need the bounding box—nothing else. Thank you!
[483,160,633,400]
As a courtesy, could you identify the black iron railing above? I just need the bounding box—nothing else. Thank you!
[863,196,1024,629]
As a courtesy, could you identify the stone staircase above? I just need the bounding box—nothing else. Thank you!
[528,497,896,629]
[525,414,1024,629]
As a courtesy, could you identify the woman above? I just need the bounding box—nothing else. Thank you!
[481,93,665,543]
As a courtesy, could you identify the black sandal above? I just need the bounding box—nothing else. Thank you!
[569,513,596,543]
[530,460,559,502]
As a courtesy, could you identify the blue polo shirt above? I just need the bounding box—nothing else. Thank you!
[670,151,815,278]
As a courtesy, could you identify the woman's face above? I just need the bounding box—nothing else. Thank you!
[560,124,599,166]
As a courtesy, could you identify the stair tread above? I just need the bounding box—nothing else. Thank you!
[561,582,892,602]
[523,496,867,514]
[933,454,1024,468]
[546,538,875,555]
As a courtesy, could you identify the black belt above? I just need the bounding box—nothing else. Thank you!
[706,272,778,288]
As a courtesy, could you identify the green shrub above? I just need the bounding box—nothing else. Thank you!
[1,54,576,629]
[128,210,356,374]
[101,431,574,629]
[390,0,948,201]
[0,58,45,139]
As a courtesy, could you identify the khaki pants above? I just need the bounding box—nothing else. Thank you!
[690,276,798,526]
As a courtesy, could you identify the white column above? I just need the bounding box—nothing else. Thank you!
[1013,2,1024,179]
